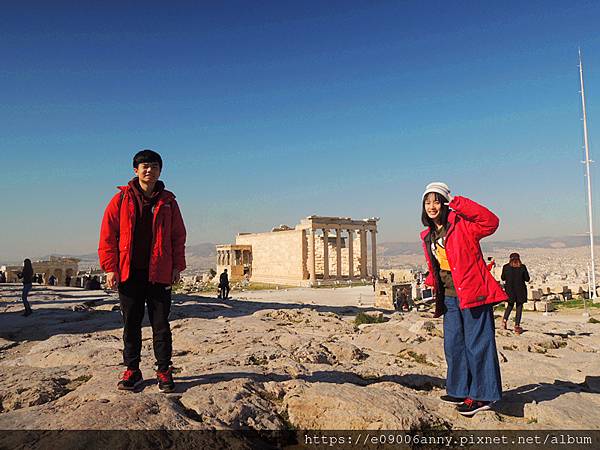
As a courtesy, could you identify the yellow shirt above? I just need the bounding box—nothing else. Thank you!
[435,240,451,271]
[430,225,457,296]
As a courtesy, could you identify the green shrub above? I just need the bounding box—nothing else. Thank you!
[557,299,600,309]
[354,312,385,326]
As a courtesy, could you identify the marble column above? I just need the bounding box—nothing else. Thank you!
[336,227,342,278]
[323,228,329,280]
[309,229,316,284]
[371,229,377,279]
[359,229,367,278]
[347,229,354,278]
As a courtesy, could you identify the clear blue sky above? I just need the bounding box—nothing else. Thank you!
[3,0,600,261]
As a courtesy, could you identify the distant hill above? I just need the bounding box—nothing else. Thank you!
[378,235,600,256]
[186,243,217,257]
[3,237,598,268]
[484,236,597,250]
[378,242,422,255]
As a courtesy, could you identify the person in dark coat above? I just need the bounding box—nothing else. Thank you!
[219,269,230,299]
[17,259,34,316]
[501,253,530,335]
[84,276,102,290]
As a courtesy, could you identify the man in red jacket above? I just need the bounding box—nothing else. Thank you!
[99,149,186,393]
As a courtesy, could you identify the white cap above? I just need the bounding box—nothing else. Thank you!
[423,182,451,201]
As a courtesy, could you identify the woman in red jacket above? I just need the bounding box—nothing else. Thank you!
[420,182,507,416]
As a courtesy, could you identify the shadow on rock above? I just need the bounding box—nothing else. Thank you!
[172,293,387,320]
[0,292,389,343]
[174,370,445,394]
[495,376,600,417]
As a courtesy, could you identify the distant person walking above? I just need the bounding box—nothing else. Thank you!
[17,258,34,316]
[394,286,410,312]
[84,276,102,290]
[420,182,507,416]
[99,149,187,393]
[501,253,530,335]
[219,269,230,299]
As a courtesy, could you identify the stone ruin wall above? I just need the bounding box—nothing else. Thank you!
[236,229,308,285]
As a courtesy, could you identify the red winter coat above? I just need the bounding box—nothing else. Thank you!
[420,196,507,316]
[98,184,186,285]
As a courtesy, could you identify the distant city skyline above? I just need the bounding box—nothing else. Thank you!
[3,1,600,261]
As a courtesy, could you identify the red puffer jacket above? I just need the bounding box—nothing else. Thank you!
[420,196,507,316]
[98,185,186,284]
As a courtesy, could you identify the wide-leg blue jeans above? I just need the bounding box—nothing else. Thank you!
[21,283,32,311]
[443,296,502,402]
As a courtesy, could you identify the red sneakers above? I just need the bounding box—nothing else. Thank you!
[156,367,175,393]
[117,369,143,391]
[457,398,492,416]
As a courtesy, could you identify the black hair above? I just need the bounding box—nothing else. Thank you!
[421,192,450,229]
[23,259,33,277]
[133,149,163,170]
[509,252,522,267]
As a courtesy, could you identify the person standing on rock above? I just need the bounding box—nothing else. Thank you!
[17,258,34,316]
[218,269,230,299]
[99,149,186,393]
[420,182,507,416]
[501,253,530,335]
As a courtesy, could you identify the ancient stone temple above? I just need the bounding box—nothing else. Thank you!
[1,256,79,285]
[216,215,379,286]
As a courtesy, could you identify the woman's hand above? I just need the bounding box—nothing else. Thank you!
[444,193,454,206]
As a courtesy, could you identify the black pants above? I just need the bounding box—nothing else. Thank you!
[118,270,172,371]
[219,284,230,299]
[503,302,523,325]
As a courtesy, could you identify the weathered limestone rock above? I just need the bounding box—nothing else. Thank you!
[179,378,285,430]
[283,382,447,430]
[0,393,196,430]
[0,339,17,352]
[523,392,600,428]
[1,284,599,432]
[321,341,368,363]
[16,333,122,368]
[0,366,89,413]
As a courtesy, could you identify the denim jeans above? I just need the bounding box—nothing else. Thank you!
[443,296,502,402]
[21,283,32,311]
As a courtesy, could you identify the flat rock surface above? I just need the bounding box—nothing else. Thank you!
[1,284,599,431]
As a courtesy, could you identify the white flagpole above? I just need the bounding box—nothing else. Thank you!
[579,48,597,302]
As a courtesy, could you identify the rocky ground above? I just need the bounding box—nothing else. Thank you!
[0,283,599,435]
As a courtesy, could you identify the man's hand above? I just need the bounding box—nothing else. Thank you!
[106,272,119,290]
[172,269,181,285]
